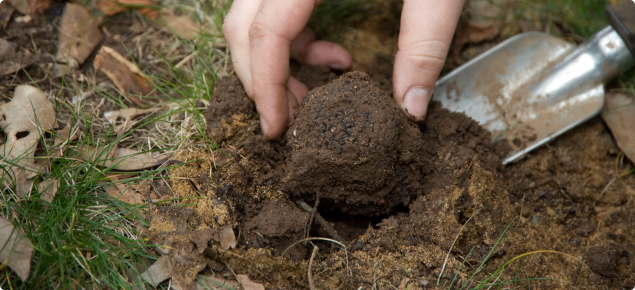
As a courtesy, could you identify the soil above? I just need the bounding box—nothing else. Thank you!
[191,60,635,289]
[8,1,634,289]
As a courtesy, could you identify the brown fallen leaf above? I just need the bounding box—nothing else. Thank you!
[140,255,171,287]
[0,85,56,160]
[104,107,163,124]
[237,275,265,290]
[195,276,240,290]
[602,92,635,164]
[151,9,214,40]
[6,0,27,14]
[96,0,158,19]
[104,175,156,204]
[0,2,15,30]
[38,179,58,204]
[27,0,50,16]
[55,3,104,77]
[0,38,38,75]
[0,216,34,281]
[219,226,237,251]
[398,277,409,290]
[78,146,167,170]
[140,251,208,289]
[93,46,155,107]
[465,0,509,43]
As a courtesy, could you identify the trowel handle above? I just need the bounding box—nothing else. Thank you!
[607,1,635,57]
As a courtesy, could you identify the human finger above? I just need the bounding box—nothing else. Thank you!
[249,0,318,138]
[290,27,352,70]
[223,0,262,96]
[393,0,464,121]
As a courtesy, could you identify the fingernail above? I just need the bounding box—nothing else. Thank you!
[260,116,270,135]
[327,62,344,70]
[403,86,431,120]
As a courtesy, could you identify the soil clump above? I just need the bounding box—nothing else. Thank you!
[283,72,425,215]
[183,67,635,290]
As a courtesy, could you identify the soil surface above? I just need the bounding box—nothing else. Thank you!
[6,1,633,289]
[175,60,635,289]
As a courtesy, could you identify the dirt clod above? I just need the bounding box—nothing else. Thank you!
[283,72,424,215]
[587,245,619,277]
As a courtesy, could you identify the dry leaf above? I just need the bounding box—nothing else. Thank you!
[219,226,236,250]
[0,85,55,160]
[53,125,79,147]
[6,0,27,14]
[93,46,155,107]
[104,107,163,124]
[237,275,265,290]
[0,216,34,281]
[38,179,58,203]
[27,0,50,16]
[465,0,509,43]
[195,276,240,290]
[0,2,15,30]
[602,92,635,164]
[104,175,156,204]
[141,255,172,287]
[96,0,158,19]
[55,3,104,76]
[151,9,214,40]
[78,146,167,170]
[398,277,409,290]
[0,38,38,75]
[10,168,35,198]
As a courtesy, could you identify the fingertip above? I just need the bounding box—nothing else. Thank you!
[401,86,432,121]
[298,41,352,70]
[286,76,309,103]
[259,115,285,139]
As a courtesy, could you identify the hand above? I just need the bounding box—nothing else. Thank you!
[223,0,352,139]
[393,0,465,121]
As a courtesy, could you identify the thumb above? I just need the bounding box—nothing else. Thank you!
[393,0,464,121]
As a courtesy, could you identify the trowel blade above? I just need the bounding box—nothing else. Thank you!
[433,32,604,164]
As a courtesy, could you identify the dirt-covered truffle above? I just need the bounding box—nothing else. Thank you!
[282,72,424,215]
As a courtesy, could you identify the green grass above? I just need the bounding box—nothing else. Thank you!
[0,116,158,288]
[309,0,373,40]
[0,0,233,288]
[2,0,611,288]
[438,218,585,290]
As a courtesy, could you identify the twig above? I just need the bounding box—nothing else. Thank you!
[304,194,320,242]
[570,253,584,289]
[281,237,351,276]
[308,246,319,290]
[295,199,344,243]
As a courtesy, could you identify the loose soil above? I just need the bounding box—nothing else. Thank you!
[164,65,635,289]
[7,2,634,289]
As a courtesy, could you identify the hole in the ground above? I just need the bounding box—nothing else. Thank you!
[310,204,410,243]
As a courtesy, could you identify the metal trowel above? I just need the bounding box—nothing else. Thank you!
[433,2,635,165]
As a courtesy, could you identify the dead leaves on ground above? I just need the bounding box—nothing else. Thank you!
[0,85,57,198]
[140,206,246,289]
[78,146,167,171]
[0,216,34,281]
[94,46,155,106]
[55,3,104,76]
[602,92,635,164]
[96,0,158,19]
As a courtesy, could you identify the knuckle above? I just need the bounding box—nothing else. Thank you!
[399,39,449,72]
[222,13,238,37]
[249,21,271,40]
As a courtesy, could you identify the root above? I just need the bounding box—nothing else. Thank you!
[295,200,344,243]
[308,246,319,290]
